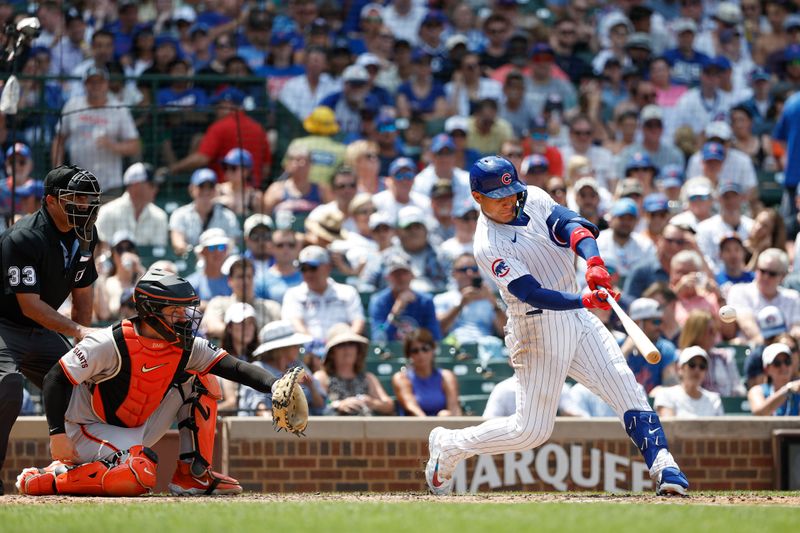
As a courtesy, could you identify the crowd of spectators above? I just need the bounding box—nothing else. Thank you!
[2,0,800,418]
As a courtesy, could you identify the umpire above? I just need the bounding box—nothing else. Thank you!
[0,165,102,494]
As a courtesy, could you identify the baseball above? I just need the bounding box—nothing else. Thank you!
[719,305,737,323]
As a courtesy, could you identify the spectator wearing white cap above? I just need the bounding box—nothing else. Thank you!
[169,168,241,256]
[685,121,758,210]
[695,181,754,272]
[257,229,302,304]
[95,231,145,322]
[668,176,714,232]
[281,246,365,345]
[443,116,481,171]
[185,228,233,303]
[363,206,449,293]
[320,65,376,136]
[620,298,679,396]
[654,346,724,418]
[241,213,274,287]
[368,251,442,342]
[615,105,685,179]
[727,248,800,343]
[373,157,431,223]
[216,302,260,415]
[747,342,800,416]
[382,0,426,47]
[96,162,168,248]
[202,256,282,341]
[440,202,479,265]
[239,320,327,416]
[678,309,745,396]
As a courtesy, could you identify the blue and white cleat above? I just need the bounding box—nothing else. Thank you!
[656,467,689,496]
[425,427,453,495]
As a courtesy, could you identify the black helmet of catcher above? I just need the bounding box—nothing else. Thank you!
[43,165,102,242]
[133,268,201,351]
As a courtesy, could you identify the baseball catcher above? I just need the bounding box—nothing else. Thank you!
[16,268,308,496]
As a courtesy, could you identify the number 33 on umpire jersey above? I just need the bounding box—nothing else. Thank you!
[0,207,98,328]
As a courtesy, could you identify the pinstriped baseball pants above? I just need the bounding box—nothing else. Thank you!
[437,308,679,479]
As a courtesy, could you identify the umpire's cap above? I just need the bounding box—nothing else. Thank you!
[43,165,100,198]
[469,156,526,198]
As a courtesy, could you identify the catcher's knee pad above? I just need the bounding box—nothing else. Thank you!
[178,374,220,475]
[624,410,669,469]
[17,446,158,496]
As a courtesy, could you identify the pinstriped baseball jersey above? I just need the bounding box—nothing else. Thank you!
[474,186,578,317]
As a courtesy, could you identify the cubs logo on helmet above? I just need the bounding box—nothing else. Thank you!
[500,173,512,185]
[492,258,511,278]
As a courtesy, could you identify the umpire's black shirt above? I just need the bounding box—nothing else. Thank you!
[0,206,98,328]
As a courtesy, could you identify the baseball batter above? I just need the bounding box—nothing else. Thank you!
[425,156,689,496]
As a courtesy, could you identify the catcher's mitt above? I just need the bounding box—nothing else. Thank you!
[271,366,309,436]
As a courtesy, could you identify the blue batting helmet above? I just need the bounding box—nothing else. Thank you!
[469,156,526,198]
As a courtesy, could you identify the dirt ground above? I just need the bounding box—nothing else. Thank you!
[2,492,799,506]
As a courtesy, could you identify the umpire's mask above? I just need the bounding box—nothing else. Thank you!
[44,165,102,242]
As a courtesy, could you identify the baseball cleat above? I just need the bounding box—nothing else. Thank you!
[656,467,689,496]
[168,461,243,496]
[425,427,453,496]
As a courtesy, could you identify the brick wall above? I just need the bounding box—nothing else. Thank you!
[4,417,798,494]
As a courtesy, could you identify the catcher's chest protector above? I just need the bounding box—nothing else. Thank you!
[91,320,185,427]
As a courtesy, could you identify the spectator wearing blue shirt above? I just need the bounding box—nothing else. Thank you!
[256,229,303,304]
[105,1,149,59]
[434,253,506,345]
[621,298,679,396]
[715,232,754,297]
[355,53,395,109]
[396,50,447,120]
[663,18,709,87]
[772,90,800,236]
[186,228,233,302]
[369,252,442,343]
[625,224,690,299]
[320,65,378,137]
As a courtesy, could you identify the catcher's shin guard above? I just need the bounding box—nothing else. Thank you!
[16,445,158,496]
[177,373,222,476]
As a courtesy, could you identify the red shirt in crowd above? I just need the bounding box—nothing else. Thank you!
[198,110,272,188]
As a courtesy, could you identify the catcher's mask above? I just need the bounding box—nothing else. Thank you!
[44,165,102,242]
[133,268,202,351]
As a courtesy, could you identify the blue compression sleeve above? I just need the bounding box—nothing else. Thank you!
[564,221,601,260]
[507,274,584,311]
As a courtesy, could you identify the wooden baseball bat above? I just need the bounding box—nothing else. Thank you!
[603,291,661,364]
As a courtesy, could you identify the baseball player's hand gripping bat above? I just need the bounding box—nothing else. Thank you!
[601,289,661,364]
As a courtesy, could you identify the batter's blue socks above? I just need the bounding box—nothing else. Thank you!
[623,410,669,470]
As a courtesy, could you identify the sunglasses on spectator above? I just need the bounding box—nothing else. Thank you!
[455,265,479,273]
[408,344,434,355]
[686,360,708,370]
[274,241,296,248]
[572,129,592,137]
[300,264,319,272]
[548,187,567,195]
[664,237,687,246]
[758,268,783,278]
[354,208,376,216]
[688,194,710,202]
[205,244,227,252]
[643,120,663,129]
[502,151,523,158]
[394,172,416,181]
[334,182,357,190]
[771,356,792,367]
[647,318,663,326]
[197,182,216,190]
